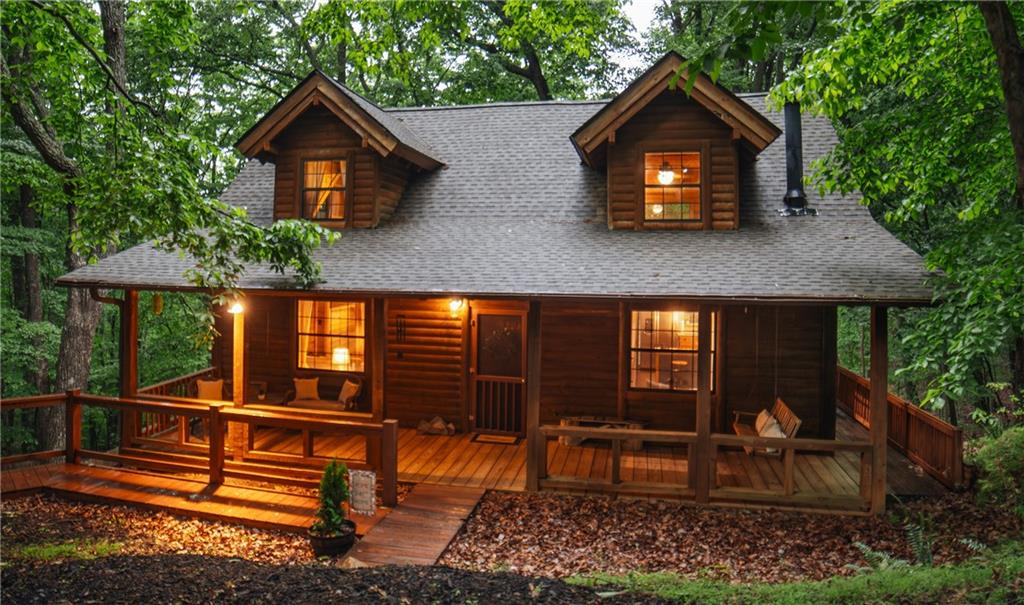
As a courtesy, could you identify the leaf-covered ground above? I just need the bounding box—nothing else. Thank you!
[439,491,1023,582]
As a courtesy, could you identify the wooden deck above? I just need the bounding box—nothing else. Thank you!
[242,410,944,498]
[348,484,484,566]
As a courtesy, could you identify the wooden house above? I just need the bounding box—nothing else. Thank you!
[56,53,935,514]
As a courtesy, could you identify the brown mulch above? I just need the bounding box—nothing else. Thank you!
[439,491,1023,583]
[0,555,673,604]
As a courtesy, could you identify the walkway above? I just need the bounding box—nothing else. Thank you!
[348,484,484,567]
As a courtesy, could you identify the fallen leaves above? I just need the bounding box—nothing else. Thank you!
[438,491,1023,583]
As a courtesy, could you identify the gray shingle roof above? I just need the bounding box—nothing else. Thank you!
[58,95,932,304]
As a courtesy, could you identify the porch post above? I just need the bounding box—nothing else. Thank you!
[118,289,139,448]
[371,297,386,422]
[694,305,712,503]
[525,300,542,491]
[228,301,247,456]
[869,306,888,513]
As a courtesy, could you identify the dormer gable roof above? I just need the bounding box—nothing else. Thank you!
[571,52,782,167]
[235,70,443,170]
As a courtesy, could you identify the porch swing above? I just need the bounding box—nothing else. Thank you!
[731,307,802,457]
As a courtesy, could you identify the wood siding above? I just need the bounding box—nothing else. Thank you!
[385,298,466,429]
[270,106,410,227]
[607,89,738,231]
[722,304,837,438]
[538,301,620,425]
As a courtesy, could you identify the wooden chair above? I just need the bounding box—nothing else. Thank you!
[732,397,801,457]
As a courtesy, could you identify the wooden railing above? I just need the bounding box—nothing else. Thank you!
[709,433,873,512]
[536,424,697,498]
[135,367,218,443]
[0,391,399,507]
[836,366,963,488]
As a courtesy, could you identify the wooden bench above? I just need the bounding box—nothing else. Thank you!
[559,416,645,451]
[732,398,801,457]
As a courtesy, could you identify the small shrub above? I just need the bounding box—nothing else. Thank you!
[970,426,1024,517]
[311,459,350,536]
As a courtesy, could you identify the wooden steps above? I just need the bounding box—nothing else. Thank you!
[347,484,483,567]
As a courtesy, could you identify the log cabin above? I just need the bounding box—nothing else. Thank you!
[55,52,937,514]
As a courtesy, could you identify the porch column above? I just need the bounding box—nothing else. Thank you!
[525,300,542,491]
[694,305,712,503]
[869,306,889,513]
[371,297,386,422]
[228,301,247,456]
[118,289,139,448]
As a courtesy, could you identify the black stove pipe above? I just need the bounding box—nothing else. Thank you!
[782,101,808,210]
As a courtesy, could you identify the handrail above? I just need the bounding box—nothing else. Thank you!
[0,392,70,410]
[75,393,216,418]
[138,367,217,395]
[539,425,697,443]
[710,433,872,453]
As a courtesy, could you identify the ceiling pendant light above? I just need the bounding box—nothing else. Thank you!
[657,160,676,185]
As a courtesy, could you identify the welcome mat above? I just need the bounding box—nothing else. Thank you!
[471,433,520,445]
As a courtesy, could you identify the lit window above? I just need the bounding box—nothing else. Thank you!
[297,300,364,372]
[643,152,700,221]
[629,310,716,391]
[302,160,346,220]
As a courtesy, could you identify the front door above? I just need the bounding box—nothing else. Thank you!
[469,303,527,435]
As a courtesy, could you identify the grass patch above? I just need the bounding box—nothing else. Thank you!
[570,541,1023,605]
[5,539,124,563]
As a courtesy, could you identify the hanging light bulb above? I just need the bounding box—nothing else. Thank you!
[657,160,676,185]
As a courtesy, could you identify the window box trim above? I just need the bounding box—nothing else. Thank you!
[296,152,356,226]
[635,141,712,230]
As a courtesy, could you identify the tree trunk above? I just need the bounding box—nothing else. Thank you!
[978,1,1024,210]
[19,184,50,394]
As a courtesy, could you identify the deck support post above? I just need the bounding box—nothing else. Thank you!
[208,404,224,485]
[65,389,81,464]
[694,305,713,503]
[118,289,139,448]
[525,300,542,492]
[381,419,398,507]
[371,297,386,423]
[869,306,888,513]
[228,303,247,458]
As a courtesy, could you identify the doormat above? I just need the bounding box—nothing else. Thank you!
[471,433,520,445]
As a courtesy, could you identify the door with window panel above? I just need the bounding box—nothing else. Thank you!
[469,303,528,435]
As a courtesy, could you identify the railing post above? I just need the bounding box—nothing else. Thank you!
[611,438,621,484]
[208,404,224,485]
[783,447,795,496]
[381,419,398,508]
[366,434,382,470]
[694,305,712,503]
[65,390,81,464]
[869,306,889,514]
[859,450,872,505]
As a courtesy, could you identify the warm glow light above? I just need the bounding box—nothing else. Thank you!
[332,347,350,367]
[657,161,676,185]
[228,301,244,314]
[652,204,664,215]
[448,298,465,317]
[673,311,687,330]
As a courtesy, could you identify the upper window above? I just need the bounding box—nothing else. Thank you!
[629,310,716,391]
[302,159,346,221]
[643,152,700,221]
[296,300,365,372]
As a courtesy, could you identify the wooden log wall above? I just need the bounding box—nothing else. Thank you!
[722,304,837,438]
[384,298,466,429]
[607,89,738,230]
[538,301,620,424]
[270,106,409,227]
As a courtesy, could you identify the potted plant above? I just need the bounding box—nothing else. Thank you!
[308,459,357,556]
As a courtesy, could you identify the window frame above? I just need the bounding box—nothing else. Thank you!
[298,154,354,226]
[294,298,366,374]
[625,303,718,394]
[636,142,710,230]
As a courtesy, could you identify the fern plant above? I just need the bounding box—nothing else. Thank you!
[846,541,912,574]
[905,523,934,566]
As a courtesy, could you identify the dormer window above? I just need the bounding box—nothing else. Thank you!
[302,159,347,221]
[644,152,700,221]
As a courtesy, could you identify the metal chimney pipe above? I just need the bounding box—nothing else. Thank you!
[782,101,807,209]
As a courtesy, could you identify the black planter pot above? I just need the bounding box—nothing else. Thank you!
[308,520,357,557]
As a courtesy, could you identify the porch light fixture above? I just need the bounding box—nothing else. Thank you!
[448,298,465,318]
[657,160,676,185]
[332,347,350,367]
[228,301,244,314]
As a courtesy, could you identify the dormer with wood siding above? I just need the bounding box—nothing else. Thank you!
[234,71,441,229]
[572,52,781,231]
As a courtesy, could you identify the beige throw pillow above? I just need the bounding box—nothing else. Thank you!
[758,416,786,454]
[338,379,360,404]
[754,409,774,433]
[196,379,224,401]
[293,377,320,400]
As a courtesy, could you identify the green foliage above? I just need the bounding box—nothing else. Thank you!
[570,541,1024,605]
[311,459,350,536]
[5,539,123,563]
[970,426,1024,517]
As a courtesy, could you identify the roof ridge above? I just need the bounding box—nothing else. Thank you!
[387,99,609,113]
